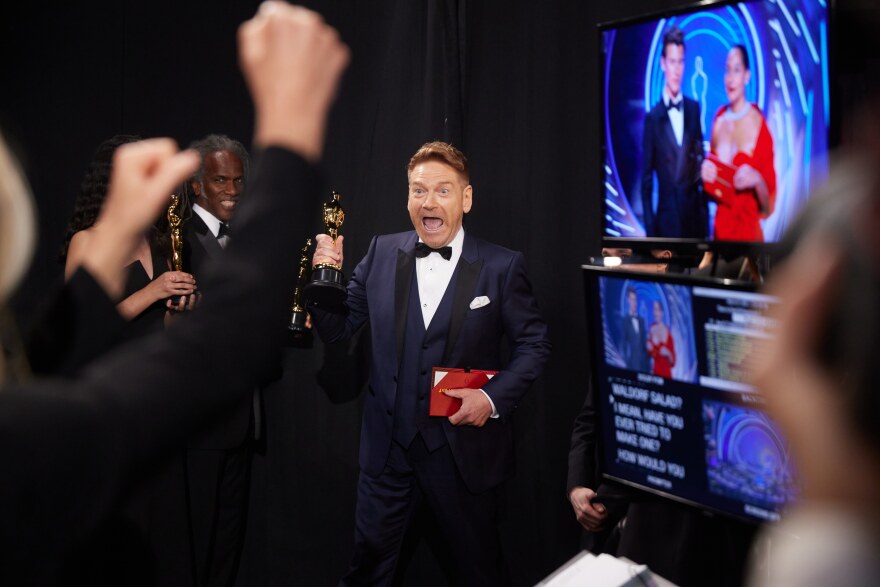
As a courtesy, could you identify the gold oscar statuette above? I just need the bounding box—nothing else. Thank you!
[288,238,312,337]
[303,191,347,306]
[167,194,185,305]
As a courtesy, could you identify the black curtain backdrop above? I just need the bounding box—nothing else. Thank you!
[2,1,878,585]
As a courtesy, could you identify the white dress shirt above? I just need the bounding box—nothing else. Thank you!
[414,227,497,417]
[193,204,230,249]
[415,228,464,329]
[664,89,684,147]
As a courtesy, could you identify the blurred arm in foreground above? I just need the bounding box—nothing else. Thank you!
[748,101,880,587]
[0,2,348,582]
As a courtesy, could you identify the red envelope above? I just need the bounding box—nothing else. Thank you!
[703,153,737,202]
[429,367,498,417]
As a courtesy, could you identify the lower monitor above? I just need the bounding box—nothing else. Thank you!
[582,266,797,523]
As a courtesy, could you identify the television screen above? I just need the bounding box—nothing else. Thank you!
[582,266,798,522]
[600,0,831,244]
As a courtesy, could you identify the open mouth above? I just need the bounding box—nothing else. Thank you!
[422,217,443,231]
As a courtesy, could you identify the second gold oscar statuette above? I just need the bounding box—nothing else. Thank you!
[303,191,347,306]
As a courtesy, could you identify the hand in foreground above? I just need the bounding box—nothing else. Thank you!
[74,140,199,299]
[238,1,350,160]
[446,388,492,427]
[752,237,880,503]
[568,486,608,532]
[312,234,344,268]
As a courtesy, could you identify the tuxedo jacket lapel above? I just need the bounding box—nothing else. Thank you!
[442,235,482,364]
[394,244,416,367]
[684,101,703,177]
[192,213,223,259]
[660,109,678,154]
[657,111,687,184]
[184,213,213,276]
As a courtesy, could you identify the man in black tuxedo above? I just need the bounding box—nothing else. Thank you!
[181,133,256,587]
[640,26,707,238]
[310,141,551,585]
[621,287,650,372]
[184,134,247,276]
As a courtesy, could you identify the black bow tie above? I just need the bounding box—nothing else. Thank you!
[414,242,452,260]
[666,100,682,111]
[217,223,230,238]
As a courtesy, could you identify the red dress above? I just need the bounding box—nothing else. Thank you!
[647,325,676,378]
[708,104,777,241]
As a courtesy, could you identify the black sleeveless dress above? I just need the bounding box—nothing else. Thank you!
[121,242,170,340]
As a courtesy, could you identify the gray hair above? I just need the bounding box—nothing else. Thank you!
[188,134,249,183]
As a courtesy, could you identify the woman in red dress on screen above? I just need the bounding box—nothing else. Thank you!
[647,300,676,378]
[701,45,776,241]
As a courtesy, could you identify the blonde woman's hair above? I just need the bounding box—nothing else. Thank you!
[0,133,36,382]
[0,132,36,302]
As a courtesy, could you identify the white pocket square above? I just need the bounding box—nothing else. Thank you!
[469,296,491,310]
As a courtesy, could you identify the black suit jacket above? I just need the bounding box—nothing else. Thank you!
[567,383,600,494]
[182,211,223,291]
[621,313,650,372]
[640,97,706,238]
[0,148,319,585]
[183,210,256,450]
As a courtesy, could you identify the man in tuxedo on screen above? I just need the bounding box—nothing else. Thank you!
[621,286,650,372]
[640,26,707,238]
[309,141,551,585]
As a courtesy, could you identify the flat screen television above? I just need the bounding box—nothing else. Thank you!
[582,265,798,523]
[600,0,832,249]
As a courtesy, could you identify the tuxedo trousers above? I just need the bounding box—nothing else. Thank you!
[184,441,252,587]
[341,433,506,587]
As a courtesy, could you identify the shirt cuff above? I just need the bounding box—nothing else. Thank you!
[480,389,499,419]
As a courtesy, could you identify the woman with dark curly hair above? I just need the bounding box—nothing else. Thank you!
[62,135,197,333]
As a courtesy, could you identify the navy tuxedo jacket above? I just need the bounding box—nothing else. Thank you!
[311,230,550,493]
[640,96,707,238]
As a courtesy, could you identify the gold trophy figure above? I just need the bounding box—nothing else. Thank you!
[303,191,347,306]
[167,194,185,305]
[322,191,345,243]
[288,238,312,337]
